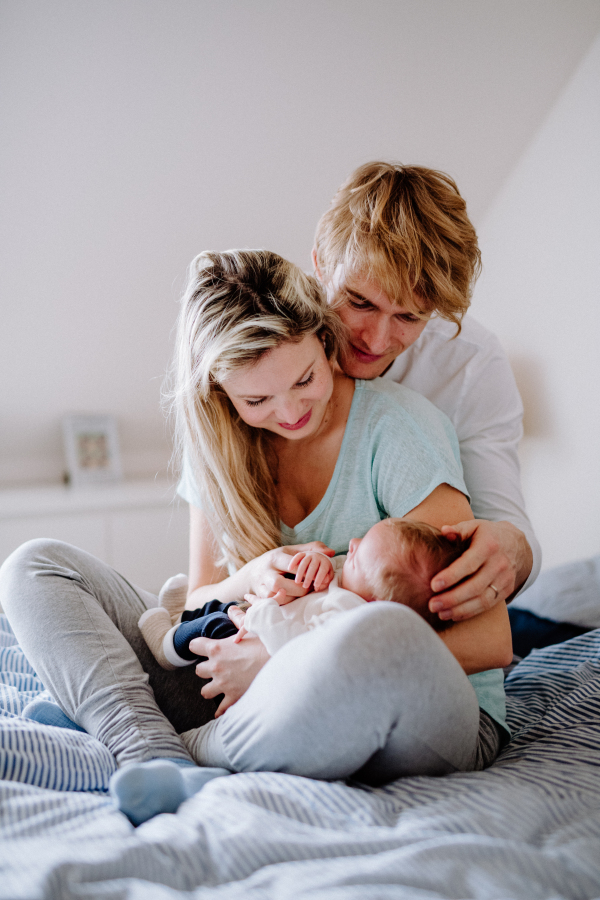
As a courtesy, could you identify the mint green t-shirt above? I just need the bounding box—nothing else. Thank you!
[178,378,507,732]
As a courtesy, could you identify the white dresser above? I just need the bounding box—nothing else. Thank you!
[0,479,189,596]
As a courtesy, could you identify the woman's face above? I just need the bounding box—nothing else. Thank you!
[220,335,334,441]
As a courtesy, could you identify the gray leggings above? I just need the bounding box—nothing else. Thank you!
[0,539,496,782]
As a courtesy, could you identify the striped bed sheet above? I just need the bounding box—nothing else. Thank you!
[1,613,600,899]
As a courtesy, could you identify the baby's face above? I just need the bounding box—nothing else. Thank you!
[341,521,397,600]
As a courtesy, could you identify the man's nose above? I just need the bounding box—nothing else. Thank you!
[363,315,392,353]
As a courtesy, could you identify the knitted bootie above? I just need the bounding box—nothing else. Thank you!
[158,573,189,624]
[138,607,177,670]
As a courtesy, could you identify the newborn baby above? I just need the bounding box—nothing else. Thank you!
[139,519,468,666]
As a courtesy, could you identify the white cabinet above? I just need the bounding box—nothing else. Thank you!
[0,480,189,596]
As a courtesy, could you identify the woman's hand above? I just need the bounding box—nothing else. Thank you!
[191,632,271,716]
[245,542,334,603]
[429,519,533,622]
[228,604,250,643]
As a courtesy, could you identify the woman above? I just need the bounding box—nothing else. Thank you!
[0,250,511,823]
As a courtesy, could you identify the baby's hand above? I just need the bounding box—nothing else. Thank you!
[288,551,334,592]
[244,590,290,607]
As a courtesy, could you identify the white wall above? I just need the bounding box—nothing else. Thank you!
[2,0,599,487]
[473,33,600,569]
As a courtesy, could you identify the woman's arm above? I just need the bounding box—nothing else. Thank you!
[186,505,335,716]
[186,505,332,611]
[402,483,513,672]
[439,601,513,674]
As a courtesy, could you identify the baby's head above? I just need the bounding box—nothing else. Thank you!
[340,519,469,630]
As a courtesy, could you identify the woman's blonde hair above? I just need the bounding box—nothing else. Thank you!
[171,249,344,570]
[314,161,481,331]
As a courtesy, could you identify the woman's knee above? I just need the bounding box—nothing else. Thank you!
[320,601,438,678]
[2,538,76,576]
[0,538,86,620]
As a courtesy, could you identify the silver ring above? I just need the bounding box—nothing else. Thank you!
[489,583,499,599]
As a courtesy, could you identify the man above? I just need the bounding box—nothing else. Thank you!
[312,161,539,623]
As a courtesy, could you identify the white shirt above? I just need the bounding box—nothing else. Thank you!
[243,556,365,656]
[385,314,541,593]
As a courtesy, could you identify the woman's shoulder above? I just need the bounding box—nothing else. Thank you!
[354,377,451,426]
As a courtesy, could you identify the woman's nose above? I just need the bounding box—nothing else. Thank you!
[275,398,305,424]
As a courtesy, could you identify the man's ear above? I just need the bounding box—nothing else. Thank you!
[312,248,323,281]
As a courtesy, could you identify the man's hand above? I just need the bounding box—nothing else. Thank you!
[191,632,270,717]
[429,519,533,622]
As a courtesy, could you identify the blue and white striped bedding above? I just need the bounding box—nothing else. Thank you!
[1,612,600,900]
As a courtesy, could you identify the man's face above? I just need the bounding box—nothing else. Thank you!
[326,267,430,379]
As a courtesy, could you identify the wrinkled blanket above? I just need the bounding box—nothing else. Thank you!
[1,614,600,900]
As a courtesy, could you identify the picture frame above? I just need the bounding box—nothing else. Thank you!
[62,415,123,487]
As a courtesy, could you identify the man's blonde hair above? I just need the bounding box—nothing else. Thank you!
[314,162,481,330]
[170,249,345,570]
[372,519,469,631]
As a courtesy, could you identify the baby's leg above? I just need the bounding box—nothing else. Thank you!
[183,602,481,782]
[139,607,238,670]
[158,573,189,623]
[138,608,180,670]
[0,539,217,766]
[175,607,239,658]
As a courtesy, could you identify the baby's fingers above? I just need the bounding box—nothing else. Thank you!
[301,556,323,588]
[294,555,312,584]
[288,552,305,574]
[314,563,334,591]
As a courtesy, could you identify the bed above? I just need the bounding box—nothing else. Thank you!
[1,609,600,900]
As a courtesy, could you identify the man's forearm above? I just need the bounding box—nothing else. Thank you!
[499,520,533,600]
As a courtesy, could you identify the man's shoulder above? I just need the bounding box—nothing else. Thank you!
[415,314,502,355]
[385,314,506,386]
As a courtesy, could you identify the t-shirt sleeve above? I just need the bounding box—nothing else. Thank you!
[368,386,469,519]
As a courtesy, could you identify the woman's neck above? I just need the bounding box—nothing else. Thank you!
[271,368,355,454]
[270,370,356,528]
